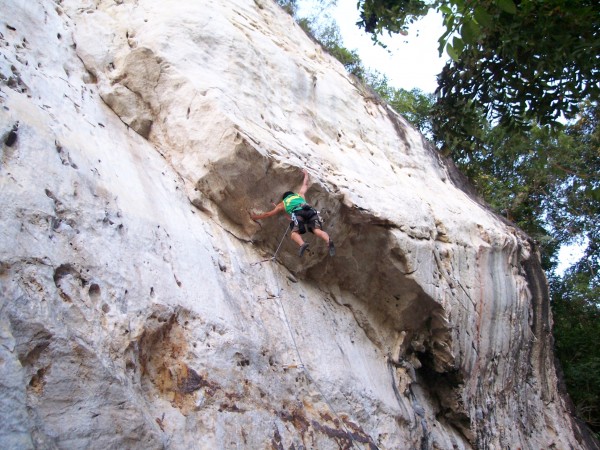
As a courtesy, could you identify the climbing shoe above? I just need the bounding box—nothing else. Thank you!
[328,240,335,256]
[298,243,310,257]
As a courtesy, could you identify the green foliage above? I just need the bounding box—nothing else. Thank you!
[389,89,435,136]
[551,103,600,274]
[455,123,567,269]
[359,0,430,36]
[374,82,436,138]
[311,21,367,78]
[551,274,600,433]
[450,102,599,270]
[275,0,298,16]
[281,2,365,78]
[357,0,600,149]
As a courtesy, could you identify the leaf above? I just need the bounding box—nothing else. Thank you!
[438,40,446,56]
[439,5,452,15]
[450,0,465,10]
[447,44,460,62]
[443,13,455,29]
[438,28,452,56]
[474,7,494,28]
[453,36,465,54]
[496,0,517,14]
[461,19,481,45]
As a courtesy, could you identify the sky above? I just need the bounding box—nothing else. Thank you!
[331,2,447,92]
[298,1,448,93]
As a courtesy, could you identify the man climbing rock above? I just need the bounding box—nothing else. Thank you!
[250,169,335,257]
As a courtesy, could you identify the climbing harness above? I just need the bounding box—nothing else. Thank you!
[291,206,323,235]
[290,211,307,234]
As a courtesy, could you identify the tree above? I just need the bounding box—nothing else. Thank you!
[548,103,600,277]
[309,20,367,78]
[357,0,600,151]
[551,273,600,434]
[276,1,365,77]
[275,0,298,16]
[370,77,436,138]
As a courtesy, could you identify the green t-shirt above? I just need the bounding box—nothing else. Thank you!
[282,194,306,215]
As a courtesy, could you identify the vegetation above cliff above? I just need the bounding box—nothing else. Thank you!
[357,0,600,146]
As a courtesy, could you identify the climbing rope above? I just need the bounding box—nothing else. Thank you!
[252,223,372,448]
[253,224,355,448]
[272,222,292,261]
[275,290,361,450]
[432,245,474,312]
[251,222,292,265]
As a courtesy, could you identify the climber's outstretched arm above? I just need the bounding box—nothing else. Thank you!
[250,202,285,221]
[298,169,309,198]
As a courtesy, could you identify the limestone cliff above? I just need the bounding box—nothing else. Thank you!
[0,0,596,449]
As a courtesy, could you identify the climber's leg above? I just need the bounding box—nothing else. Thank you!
[313,228,330,244]
[290,230,305,247]
[313,228,335,256]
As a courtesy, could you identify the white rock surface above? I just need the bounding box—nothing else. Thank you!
[0,0,596,449]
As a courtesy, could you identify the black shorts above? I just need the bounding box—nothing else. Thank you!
[291,208,322,234]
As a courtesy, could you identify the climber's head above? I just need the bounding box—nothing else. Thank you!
[282,191,295,201]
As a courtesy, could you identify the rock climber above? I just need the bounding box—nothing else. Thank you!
[250,169,335,257]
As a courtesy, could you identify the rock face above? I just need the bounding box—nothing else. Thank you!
[0,0,596,449]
